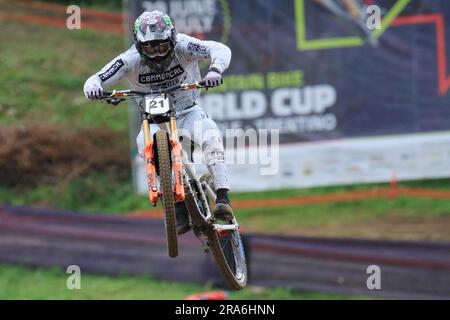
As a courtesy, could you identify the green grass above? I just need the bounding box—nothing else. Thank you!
[0,19,130,134]
[0,264,359,300]
[234,179,450,240]
[1,175,450,241]
[0,173,142,213]
[3,170,450,214]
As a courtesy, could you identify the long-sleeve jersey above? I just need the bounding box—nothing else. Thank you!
[84,33,232,113]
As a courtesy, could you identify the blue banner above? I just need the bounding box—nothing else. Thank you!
[129,0,450,143]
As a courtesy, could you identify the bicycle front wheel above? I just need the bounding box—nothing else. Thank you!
[155,130,178,258]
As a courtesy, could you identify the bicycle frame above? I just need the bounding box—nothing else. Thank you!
[143,105,240,233]
[183,164,240,233]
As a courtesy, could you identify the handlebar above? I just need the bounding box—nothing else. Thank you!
[101,81,208,105]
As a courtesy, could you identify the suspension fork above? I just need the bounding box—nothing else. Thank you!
[143,118,159,206]
[169,113,185,202]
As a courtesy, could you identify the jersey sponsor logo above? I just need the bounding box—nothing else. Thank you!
[99,59,124,81]
[139,65,185,84]
[187,42,208,55]
[149,78,180,91]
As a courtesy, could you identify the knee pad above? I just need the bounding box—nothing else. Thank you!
[203,135,225,166]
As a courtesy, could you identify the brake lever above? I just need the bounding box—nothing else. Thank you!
[105,98,125,105]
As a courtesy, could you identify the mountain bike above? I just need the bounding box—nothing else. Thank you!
[101,81,247,290]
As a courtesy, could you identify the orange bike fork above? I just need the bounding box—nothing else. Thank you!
[169,115,185,202]
[143,119,159,206]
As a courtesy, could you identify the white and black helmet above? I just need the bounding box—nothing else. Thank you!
[133,11,177,71]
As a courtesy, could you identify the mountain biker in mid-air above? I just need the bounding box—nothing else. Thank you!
[83,10,234,235]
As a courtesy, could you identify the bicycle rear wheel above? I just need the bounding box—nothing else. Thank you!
[207,227,247,290]
[201,174,247,290]
[155,130,178,258]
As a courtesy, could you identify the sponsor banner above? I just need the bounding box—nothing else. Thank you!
[128,0,450,192]
[133,131,450,192]
[228,131,450,191]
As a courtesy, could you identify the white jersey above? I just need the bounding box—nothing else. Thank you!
[86,33,231,113]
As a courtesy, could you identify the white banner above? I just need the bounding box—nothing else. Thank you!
[133,131,450,193]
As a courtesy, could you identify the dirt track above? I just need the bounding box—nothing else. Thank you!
[1,205,449,299]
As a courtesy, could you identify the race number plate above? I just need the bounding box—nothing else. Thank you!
[145,95,170,115]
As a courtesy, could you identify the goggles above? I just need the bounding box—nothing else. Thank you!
[141,41,172,58]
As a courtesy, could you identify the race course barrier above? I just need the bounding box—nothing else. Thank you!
[1,205,449,299]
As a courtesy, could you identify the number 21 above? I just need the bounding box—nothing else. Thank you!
[150,100,165,108]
